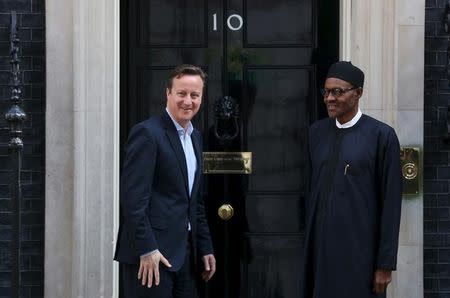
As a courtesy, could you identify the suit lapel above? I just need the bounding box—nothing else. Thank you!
[162,112,189,196]
[191,130,202,199]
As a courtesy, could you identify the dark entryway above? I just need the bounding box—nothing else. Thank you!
[121,1,339,297]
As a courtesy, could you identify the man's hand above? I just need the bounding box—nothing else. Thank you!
[138,251,172,288]
[201,254,216,282]
[372,269,392,294]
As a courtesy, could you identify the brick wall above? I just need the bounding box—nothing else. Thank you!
[425,0,450,297]
[0,0,45,297]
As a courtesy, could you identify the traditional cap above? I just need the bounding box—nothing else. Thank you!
[326,61,364,88]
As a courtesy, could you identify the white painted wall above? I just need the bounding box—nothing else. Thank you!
[45,0,120,296]
[341,0,424,297]
[45,0,74,296]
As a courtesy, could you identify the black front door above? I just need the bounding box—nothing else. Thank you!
[121,1,339,297]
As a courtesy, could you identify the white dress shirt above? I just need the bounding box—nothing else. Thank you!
[165,108,197,196]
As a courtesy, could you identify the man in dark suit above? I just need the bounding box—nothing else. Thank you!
[115,64,216,297]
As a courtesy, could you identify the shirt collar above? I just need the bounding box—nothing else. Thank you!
[336,108,362,129]
[166,107,194,136]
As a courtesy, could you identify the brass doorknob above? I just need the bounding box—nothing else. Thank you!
[218,204,234,221]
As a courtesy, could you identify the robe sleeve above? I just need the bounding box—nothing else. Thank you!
[376,128,402,270]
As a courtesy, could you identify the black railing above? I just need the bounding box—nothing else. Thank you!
[4,11,26,298]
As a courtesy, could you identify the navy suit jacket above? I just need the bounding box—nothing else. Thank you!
[114,111,214,271]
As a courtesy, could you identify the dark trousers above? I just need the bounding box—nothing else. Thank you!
[122,244,196,298]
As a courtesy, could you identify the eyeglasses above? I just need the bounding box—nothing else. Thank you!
[320,87,358,98]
